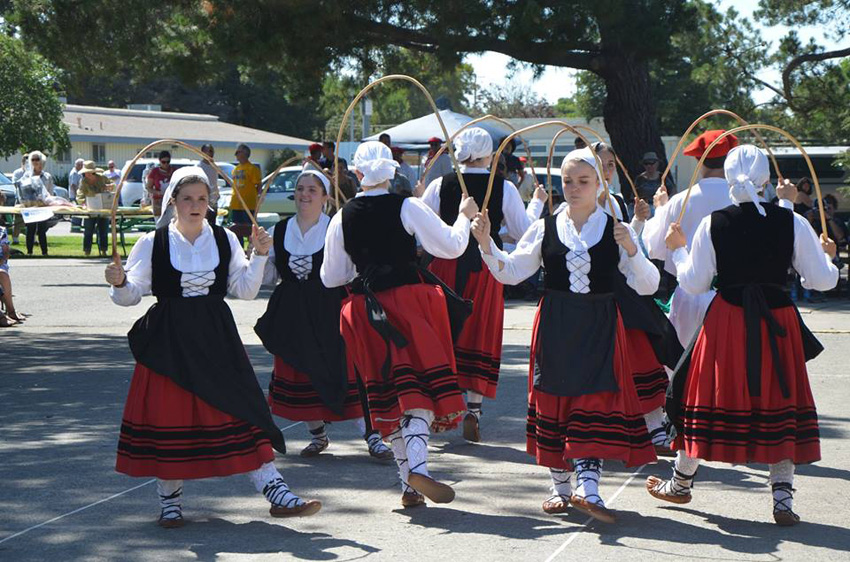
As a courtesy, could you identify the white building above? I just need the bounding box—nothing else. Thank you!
[2,104,313,178]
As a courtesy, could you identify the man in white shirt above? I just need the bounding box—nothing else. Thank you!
[104,160,121,184]
[642,130,738,346]
[68,158,84,202]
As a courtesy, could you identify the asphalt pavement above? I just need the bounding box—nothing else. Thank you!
[2,258,849,561]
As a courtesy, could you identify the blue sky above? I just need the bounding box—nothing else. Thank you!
[466,1,845,106]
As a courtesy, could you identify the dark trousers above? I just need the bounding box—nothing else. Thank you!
[83,217,109,254]
[26,222,48,255]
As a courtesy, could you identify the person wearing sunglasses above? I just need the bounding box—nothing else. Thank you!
[145,151,174,217]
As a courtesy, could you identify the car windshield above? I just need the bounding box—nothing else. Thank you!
[269,170,300,193]
[0,174,12,185]
[127,162,191,182]
[535,173,563,195]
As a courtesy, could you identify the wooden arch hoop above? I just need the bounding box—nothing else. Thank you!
[255,156,342,215]
[334,74,468,209]
[420,114,541,190]
[110,139,257,257]
[570,124,639,200]
[679,123,827,234]
[486,120,617,219]
[661,109,784,188]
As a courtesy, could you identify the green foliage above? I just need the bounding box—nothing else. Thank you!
[0,34,69,159]
[552,97,579,118]
[267,148,299,173]
[471,84,554,118]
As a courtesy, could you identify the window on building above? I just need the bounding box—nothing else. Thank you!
[92,143,106,163]
[56,147,71,162]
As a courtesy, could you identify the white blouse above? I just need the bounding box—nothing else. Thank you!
[671,210,839,295]
[110,222,268,306]
[320,189,471,288]
[480,205,659,295]
[262,213,330,285]
[421,167,544,241]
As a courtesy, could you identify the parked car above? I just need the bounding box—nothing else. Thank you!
[117,159,235,207]
[218,165,301,217]
[0,173,16,206]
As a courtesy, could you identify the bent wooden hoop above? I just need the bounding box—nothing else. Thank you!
[679,124,826,234]
[334,74,468,209]
[255,156,342,215]
[421,114,540,190]
[110,139,257,258]
[487,121,617,219]
[661,109,784,188]
[571,124,639,200]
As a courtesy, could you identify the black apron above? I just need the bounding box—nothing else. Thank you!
[128,225,286,453]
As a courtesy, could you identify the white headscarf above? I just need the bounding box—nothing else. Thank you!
[454,127,493,163]
[296,166,331,193]
[560,147,604,194]
[725,145,770,217]
[157,165,211,227]
[353,141,398,187]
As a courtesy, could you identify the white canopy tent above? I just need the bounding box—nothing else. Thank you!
[364,109,514,150]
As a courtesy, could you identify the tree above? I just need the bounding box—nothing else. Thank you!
[0,34,69,159]
[472,84,555,118]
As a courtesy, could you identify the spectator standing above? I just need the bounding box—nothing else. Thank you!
[378,133,391,148]
[198,144,220,225]
[308,143,323,164]
[145,151,173,217]
[104,160,121,184]
[68,158,85,201]
[500,137,523,186]
[0,224,24,326]
[19,151,55,256]
[391,146,417,184]
[78,160,113,257]
[320,141,347,173]
[231,143,261,246]
[634,151,676,206]
[421,137,453,187]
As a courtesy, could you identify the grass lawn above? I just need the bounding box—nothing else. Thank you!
[8,235,142,259]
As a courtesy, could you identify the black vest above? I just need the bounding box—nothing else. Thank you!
[711,202,794,295]
[151,225,230,298]
[542,213,619,293]
[342,193,417,275]
[272,216,324,283]
[439,172,504,250]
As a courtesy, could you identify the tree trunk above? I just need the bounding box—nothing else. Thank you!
[599,55,666,202]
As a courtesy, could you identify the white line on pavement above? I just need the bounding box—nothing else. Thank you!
[0,420,305,545]
[544,464,646,562]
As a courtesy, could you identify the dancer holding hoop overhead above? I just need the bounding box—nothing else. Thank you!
[471,148,658,524]
[647,145,838,526]
[422,127,547,442]
[321,141,478,508]
[105,167,320,528]
[254,167,393,461]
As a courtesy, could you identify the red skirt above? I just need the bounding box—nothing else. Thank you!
[625,328,669,414]
[117,365,274,479]
[673,297,820,464]
[268,357,364,421]
[430,258,504,398]
[340,283,465,436]
[526,305,656,470]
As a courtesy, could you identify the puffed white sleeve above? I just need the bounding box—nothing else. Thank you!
[670,215,716,295]
[320,211,357,288]
[109,232,155,306]
[617,223,659,295]
[261,225,280,286]
[401,197,470,259]
[225,229,268,299]
[642,199,674,261]
[420,177,443,213]
[778,198,794,211]
[480,219,545,285]
[792,213,839,291]
[502,180,540,240]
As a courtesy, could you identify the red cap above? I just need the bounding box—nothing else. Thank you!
[683,130,738,160]
[391,146,404,156]
[308,143,323,152]
[427,137,442,144]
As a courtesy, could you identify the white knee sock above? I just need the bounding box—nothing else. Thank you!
[388,427,413,494]
[466,391,484,416]
[574,458,604,506]
[769,459,795,513]
[402,408,434,477]
[659,450,701,496]
[248,462,304,508]
[549,468,572,499]
[644,407,667,445]
[157,479,183,520]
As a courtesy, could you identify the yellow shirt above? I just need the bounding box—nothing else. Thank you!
[231,162,261,210]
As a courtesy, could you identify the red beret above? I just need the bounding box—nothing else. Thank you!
[391,146,404,156]
[308,143,323,152]
[683,130,738,160]
[427,137,442,144]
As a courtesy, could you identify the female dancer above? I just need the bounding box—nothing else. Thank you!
[322,141,478,508]
[646,145,838,526]
[255,168,392,460]
[106,166,320,527]
[471,148,658,523]
[422,126,545,442]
